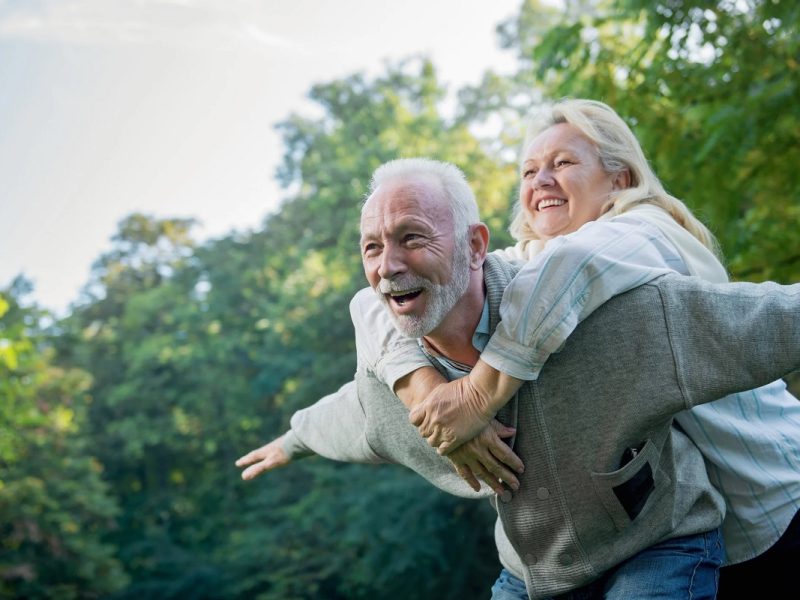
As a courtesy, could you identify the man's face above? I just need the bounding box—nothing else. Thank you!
[360,177,471,338]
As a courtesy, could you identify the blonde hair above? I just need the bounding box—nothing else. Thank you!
[509,99,721,257]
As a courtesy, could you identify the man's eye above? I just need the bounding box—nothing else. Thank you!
[362,243,380,256]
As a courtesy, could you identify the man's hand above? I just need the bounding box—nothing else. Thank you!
[409,360,524,453]
[447,420,523,495]
[235,434,291,481]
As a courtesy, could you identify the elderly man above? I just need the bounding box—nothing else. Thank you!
[236,158,800,599]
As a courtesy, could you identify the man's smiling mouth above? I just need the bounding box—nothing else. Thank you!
[388,289,423,306]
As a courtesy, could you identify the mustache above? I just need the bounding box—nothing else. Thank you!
[376,275,432,294]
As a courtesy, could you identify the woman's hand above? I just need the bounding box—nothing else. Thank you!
[409,375,495,453]
[409,360,524,453]
[447,420,523,495]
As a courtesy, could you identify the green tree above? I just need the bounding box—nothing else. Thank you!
[494,0,800,281]
[53,60,512,599]
[0,279,128,598]
[221,58,511,599]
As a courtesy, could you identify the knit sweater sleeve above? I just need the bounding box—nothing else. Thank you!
[656,276,800,407]
[283,379,386,464]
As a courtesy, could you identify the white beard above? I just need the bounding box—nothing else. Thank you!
[375,242,471,338]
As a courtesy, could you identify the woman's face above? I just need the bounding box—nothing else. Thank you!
[519,123,628,241]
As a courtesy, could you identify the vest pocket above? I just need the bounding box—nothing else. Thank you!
[590,439,670,531]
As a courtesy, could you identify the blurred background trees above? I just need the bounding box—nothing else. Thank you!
[2,1,798,597]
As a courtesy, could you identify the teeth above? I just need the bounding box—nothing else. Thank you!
[538,198,566,210]
[390,289,422,297]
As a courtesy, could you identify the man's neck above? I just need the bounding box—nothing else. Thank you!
[422,273,485,367]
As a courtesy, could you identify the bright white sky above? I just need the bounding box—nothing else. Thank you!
[0,0,522,315]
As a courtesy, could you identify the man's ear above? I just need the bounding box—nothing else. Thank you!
[612,168,632,190]
[468,223,490,270]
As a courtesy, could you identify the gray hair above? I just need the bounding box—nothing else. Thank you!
[510,99,720,257]
[366,158,480,237]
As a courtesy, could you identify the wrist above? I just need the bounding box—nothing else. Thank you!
[394,366,445,411]
[470,360,522,415]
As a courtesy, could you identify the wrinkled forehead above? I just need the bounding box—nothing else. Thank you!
[360,176,453,235]
[522,122,598,162]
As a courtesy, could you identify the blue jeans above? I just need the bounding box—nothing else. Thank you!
[491,528,724,600]
[491,567,529,600]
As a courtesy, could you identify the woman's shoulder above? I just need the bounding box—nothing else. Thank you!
[612,202,673,223]
[491,239,547,262]
[613,204,728,281]
[606,203,693,237]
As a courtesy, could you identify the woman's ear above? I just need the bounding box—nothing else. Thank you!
[612,168,632,190]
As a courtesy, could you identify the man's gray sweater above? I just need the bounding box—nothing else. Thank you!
[283,255,800,598]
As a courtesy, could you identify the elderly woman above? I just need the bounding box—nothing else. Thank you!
[371,99,799,598]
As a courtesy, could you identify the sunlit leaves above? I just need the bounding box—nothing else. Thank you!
[0,288,127,598]
[496,0,799,283]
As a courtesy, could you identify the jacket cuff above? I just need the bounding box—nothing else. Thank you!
[280,429,315,459]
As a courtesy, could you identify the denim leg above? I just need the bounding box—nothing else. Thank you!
[491,568,529,600]
[602,528,724,599]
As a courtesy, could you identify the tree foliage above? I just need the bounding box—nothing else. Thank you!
[4,2,799,597]
[496,0,800,281]
[0,281,128,598]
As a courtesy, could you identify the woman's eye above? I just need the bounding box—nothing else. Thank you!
[522,168,537,178]
[555,159,573,168]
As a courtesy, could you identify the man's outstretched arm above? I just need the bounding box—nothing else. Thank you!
[658,276,800,407]
[235,379,383,482]
[234,373,522,494]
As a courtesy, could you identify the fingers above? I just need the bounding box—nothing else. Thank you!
[235,437,289,481]
[454,464,481,492]
[490,443,524,475]
[418,420,433,439]
[470,461,509,496]
[235,448,266,468]
[448,427,524,490]
[408,405,423,427]
[449,448,520,493]
[491,422,516,439]
[239,452,289,480]
[436,430,470,455]
[486,420,523,473]
[411,409,435,439]
[241,462,267,481]
[431,431,446,448]
[238,454,273,480]
[414,421,450,450]
[453,459,506,496]
[476,452,520,490]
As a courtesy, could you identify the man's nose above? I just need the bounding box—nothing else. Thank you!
[378,245,406,280]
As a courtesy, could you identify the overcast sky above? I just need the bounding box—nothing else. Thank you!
[0,0,523,315]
